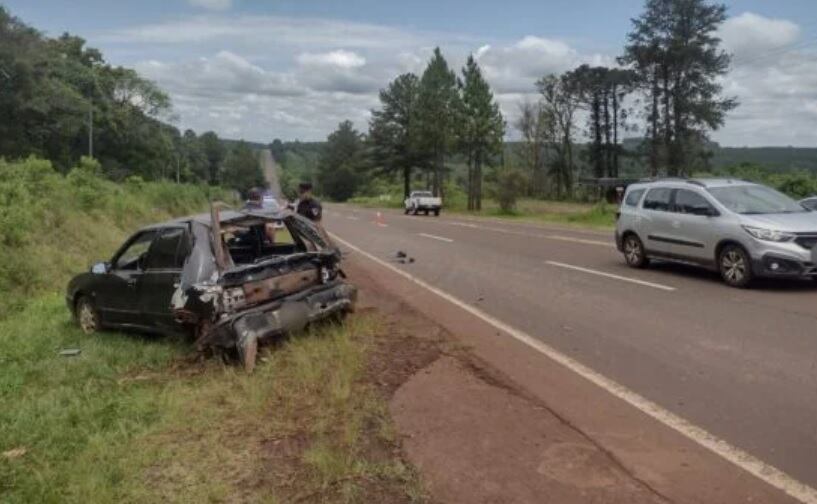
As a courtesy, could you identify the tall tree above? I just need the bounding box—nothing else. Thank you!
[369,72,420,198]
[620,0,737,176]
[458,55,505,211]
[318,120,365,201]
[413,48,460,197]
[200,131,225,185]
[537,74,580,198]
[515,101,551,197]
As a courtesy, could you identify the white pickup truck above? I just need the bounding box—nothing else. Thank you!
[404,191,442,216]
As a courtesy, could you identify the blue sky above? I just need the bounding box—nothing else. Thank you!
[4,0,817,146]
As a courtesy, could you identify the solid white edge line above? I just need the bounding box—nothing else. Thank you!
[418,232,454,243]
[329,231,817,504]
[546,261,677,292]
[547,235,615,247]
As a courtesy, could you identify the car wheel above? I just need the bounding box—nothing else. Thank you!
[434,209,440,216]
[424,209,429,216]
[76,296,100,334]
[404,207,410,215]
[623,234,649,268]
[719,244,753,288]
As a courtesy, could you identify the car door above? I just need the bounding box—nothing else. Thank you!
[95,230,158,326]
[139,226,191,332]
[671,189,719,263]
[640,187,675,256]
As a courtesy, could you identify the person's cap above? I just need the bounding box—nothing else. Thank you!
[298,182,313,192]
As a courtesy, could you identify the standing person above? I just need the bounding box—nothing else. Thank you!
[294,182,322,223]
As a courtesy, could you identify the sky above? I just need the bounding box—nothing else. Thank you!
[4,0,817,147]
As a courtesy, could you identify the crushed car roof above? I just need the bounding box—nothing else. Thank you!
[142,208,292,231]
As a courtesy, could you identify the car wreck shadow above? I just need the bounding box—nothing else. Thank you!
[648,260,817,292]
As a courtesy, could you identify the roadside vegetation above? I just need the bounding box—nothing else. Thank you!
[0,156,424,503]
[0,6,264,195]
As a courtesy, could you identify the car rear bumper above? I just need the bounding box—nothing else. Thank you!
[215,281,358,348]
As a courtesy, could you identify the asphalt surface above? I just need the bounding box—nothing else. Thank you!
[324,204,817,491]
[260,149,282,198]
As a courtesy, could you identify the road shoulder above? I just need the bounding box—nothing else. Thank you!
[346,256,800,504]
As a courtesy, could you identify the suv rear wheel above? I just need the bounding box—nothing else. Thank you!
[719,244,753,288]
[623,234,649,269]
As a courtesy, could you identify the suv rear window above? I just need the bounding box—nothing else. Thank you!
[624,189,645,207]
[643,188,672,211]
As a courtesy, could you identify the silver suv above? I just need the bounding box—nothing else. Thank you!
[615,178,817,287]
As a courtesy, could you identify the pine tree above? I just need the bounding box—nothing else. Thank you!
[620,0,737,176]
[413,48,460,197]
[369,73,420,198]
[458,55,505,211]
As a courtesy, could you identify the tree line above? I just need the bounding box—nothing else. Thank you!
[0,6,264,194]
[316,0,738,206]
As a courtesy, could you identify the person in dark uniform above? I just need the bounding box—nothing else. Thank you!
[294,182,322,223]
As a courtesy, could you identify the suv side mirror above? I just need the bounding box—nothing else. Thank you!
[91,261,110,274]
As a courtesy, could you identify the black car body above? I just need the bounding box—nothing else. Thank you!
[66,207,356,370]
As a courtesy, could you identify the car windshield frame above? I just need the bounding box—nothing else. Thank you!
[414,191,433,197]
[706,185,807,215]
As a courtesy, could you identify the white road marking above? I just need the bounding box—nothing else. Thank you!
[545,261,676,292]
[547,235,614,247]
[329,231,817,504]
[419,232,453,243]
[376,223,389,228]
[450,221,479,228]
[346,216,360,221]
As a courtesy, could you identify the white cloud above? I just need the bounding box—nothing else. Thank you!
[297,50,366,69]
[187,0,233,12]
[99,11,816,146]
[719,12,801,62]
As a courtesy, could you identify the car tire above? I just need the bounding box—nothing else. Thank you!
[424,209,429,216]
[719,244,753,288]
[623,234,649,269]
[75,296,101,334]
[404,207,410,215]
[434,209,440,217]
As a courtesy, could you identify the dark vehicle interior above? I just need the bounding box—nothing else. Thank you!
[222,217,315,265]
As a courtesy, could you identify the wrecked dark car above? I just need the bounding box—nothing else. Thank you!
[66,206,357,370]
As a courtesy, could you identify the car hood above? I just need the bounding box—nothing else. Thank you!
[741,212,817,233]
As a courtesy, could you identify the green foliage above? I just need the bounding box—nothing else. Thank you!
[222,140,265,195]
[369,73,421,198]
[318,121,366,201]
[620,0,736,176]
[0,157,230,318]
[492,167,527,213]
[459,55,505,210]
[414,47,461,195]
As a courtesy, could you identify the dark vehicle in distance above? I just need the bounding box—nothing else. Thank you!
[66,207,357,371]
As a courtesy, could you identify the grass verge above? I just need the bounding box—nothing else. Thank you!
[348,196,616,229]
[1,297,424,503]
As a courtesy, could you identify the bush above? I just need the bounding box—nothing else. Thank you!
[0,157,232,318]
[494,167,527,213]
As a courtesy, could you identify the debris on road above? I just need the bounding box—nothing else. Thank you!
[58,348,81,357]
[396,250,407,258]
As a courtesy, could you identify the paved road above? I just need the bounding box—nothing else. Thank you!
[259,149,282,198]
[324,204,817,490]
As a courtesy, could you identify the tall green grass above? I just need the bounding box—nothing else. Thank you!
[0,156,230,318]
